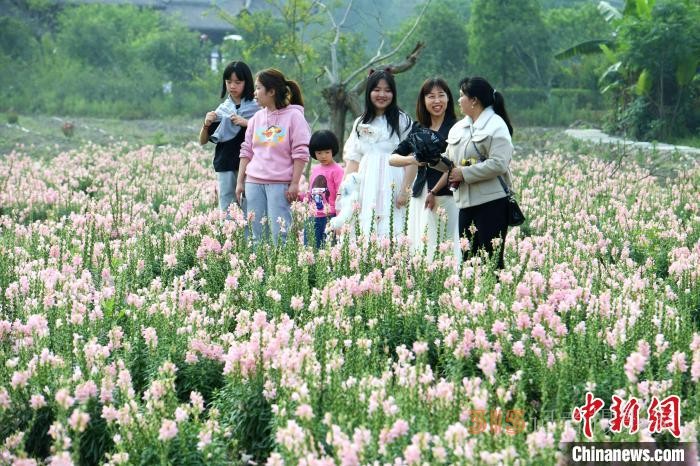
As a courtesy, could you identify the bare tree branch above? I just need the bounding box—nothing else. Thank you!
[323,65,334,82]
[342,0,431,87]
[350,42,426,95]
[325,0,354,83]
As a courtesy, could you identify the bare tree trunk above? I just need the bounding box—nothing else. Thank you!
[322,42,426,159]
[322,84,350,161]
[319,0,430,159]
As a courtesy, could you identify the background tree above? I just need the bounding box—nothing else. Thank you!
[616,0,700,139]
[390,0,470,112]
[556,0,700,140]
[545,3,611,90]
[1,3,211,118]
[468,0,553,89]
[318,0,428,155]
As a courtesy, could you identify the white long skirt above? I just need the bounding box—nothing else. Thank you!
[356,151,407,238]
[407,186,460,262]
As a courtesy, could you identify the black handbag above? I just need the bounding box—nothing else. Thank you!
[471,140,526,227]
[497,177,526,226]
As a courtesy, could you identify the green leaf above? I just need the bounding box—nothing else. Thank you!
[622,0,637,17]
[635,0,655,19]
[599,61,622,85]
[676,58,699,87]
[601,82,618,94]
[636,69,652,95]
[554,39,614,60]
[599,44,617,63]
[598,1,623,22]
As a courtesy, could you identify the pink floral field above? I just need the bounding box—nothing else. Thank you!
[0,140,698,465]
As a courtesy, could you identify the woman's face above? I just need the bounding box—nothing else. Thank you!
[254,79,275,109]
[458,89,477,119]
[424,85,448,119]
[226,73,245,100]
[370,79,393,114]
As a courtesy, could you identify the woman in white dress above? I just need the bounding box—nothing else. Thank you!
[389,77,460,262]
[342,69,413,238]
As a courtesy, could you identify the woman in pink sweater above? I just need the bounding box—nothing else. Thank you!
[236,68,311,244]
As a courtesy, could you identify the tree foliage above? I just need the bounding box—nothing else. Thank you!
[545,4,612,90]
[468,0,553,89]
[391,0,470,112]
[1,4,213,118]
[557,0,700,139]
[614,0,700,138]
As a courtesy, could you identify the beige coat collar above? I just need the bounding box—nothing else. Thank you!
[454,106,496,130]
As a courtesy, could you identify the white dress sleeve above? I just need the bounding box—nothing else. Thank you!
[343,118,363,163]
[398,112,413,141]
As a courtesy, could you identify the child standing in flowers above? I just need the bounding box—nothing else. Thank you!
[199,61,260,214]
[236,68,311,244]
[307,130,344,247]
[341,69,413,238]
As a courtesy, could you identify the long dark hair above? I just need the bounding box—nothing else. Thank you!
[220,61,255,101]
[256,68,304,108]
[459,76,513,136]
[359,69,408,138]
[415,77,457,128]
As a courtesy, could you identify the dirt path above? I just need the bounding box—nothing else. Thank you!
[565,128,700,156]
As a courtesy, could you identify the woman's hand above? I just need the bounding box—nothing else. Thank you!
[413,155,427,167]
[448,168,464,183]
[231,114,248,127]
[389,153,424,168]
[204,111,217,126]
[235,178,245,204]
[286,182,300,203]
[424,191,436,211]
[396,191,410,208]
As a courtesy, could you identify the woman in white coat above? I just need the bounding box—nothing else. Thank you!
[444,76,514,269]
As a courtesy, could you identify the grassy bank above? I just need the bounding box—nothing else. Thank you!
[1,114,202,159]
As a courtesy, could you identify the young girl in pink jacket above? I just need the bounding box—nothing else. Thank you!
[236,68,311,244]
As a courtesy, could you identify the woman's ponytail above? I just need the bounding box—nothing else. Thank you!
[257,69,305,109]
[492,91,513,136]
[286,79,304,107]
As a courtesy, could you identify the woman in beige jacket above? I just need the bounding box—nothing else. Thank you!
[443,76,514,269]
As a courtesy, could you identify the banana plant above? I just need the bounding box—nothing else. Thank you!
[556,0,699,138]
[555,0,655,95]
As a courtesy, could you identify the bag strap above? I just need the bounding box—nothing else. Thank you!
[470,138,511,196]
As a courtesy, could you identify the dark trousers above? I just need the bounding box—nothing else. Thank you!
[458,197,509,269]
[313,214,335,248]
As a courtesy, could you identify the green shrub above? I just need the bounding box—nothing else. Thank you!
[214,376,275,463]
[505,87,606,127]
[1,3,215,120]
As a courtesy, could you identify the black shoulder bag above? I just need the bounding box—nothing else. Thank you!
[471,140,526,227]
